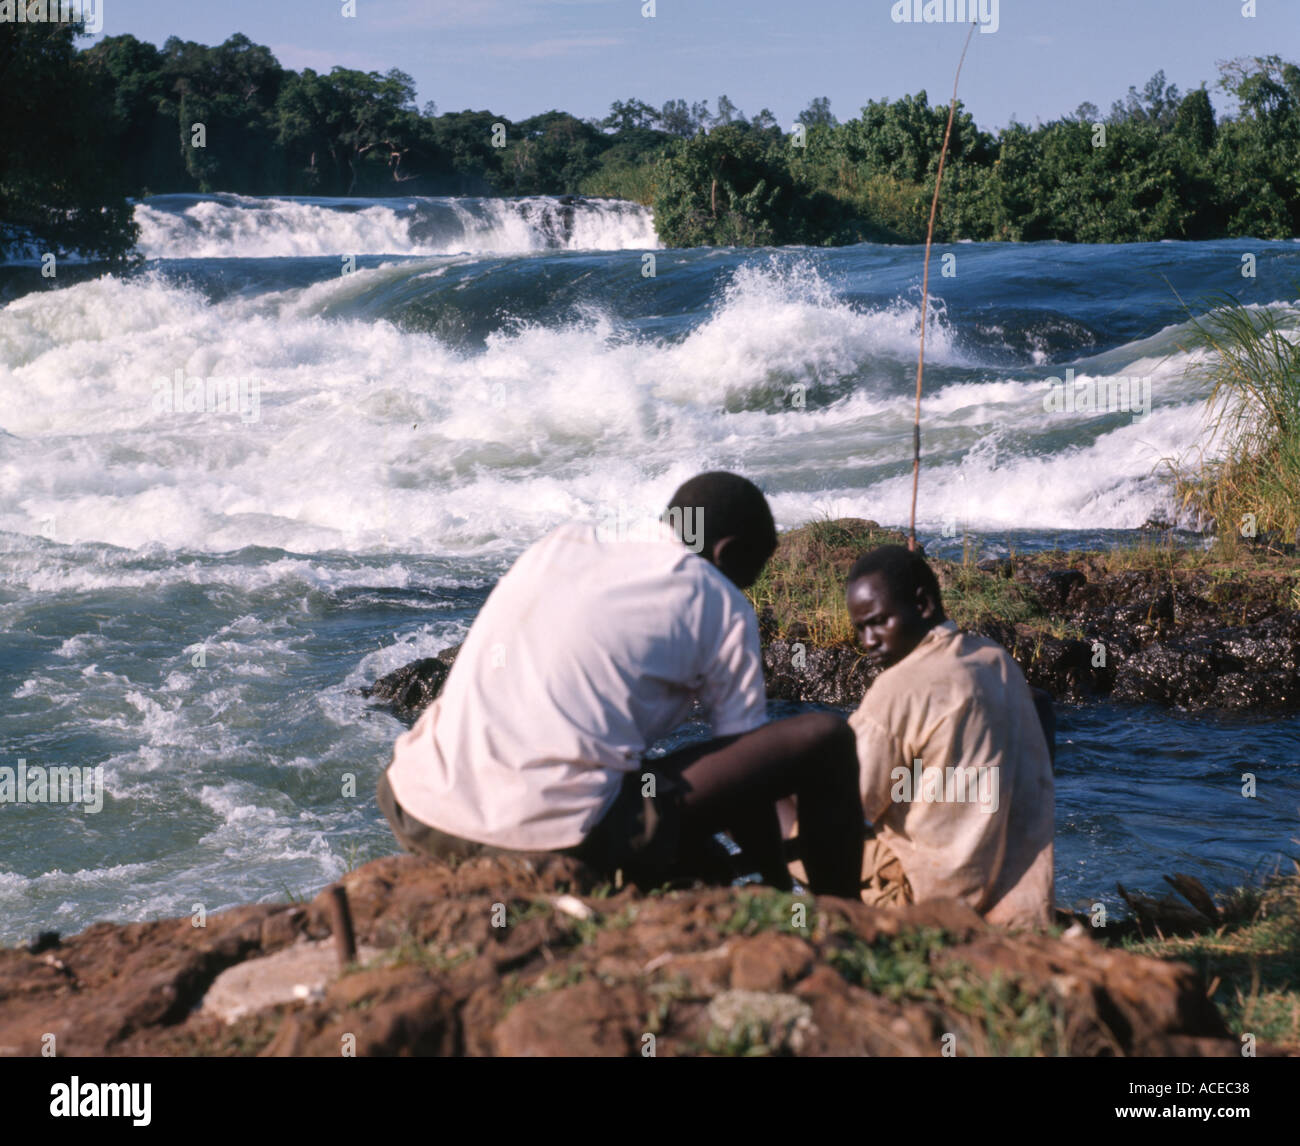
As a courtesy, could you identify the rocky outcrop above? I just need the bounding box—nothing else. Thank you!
[368,575,1300,724]
[761,639,876,707]
[363,524,1299,720]
[975,558,1300,710]
[0,855,1271,1058]
[363,645,461,723]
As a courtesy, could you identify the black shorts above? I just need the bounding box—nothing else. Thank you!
[376,764,693,890]
[570,765,688,889]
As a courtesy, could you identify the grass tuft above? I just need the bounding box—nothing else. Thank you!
[746,516,1049,645]
[1119,870,1300,1050]
[1165,294,1300,550]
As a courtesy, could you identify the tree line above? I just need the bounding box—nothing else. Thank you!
[650,63,1300,246]
[2,19,1297,261]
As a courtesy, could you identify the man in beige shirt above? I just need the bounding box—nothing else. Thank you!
[843,545,1055,928]
[783,544,1054,927]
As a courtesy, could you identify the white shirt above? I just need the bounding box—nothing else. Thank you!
[386,521,768,850]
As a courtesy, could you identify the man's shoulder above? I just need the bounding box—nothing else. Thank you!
[524,521,689,573]
[952,627,1010,656]
[862,624,1016,710]
[953,629,1030,683]
[536,520,597,552]
[506,521,591,570]
[917,624,1020,676]
[528,522,750,617]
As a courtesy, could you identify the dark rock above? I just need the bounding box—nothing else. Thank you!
[975,558,1014,579]
[1030,568,1087,610]
[363,645,462,722]
[1111,616,1300,711]
[762,639,877,707]
[969,620,1103,703]
[25,931,60,955]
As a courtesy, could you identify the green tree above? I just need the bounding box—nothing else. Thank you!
[653,126,784,244]
[500,111,605,194]
[1212,56,1300,237]
[1108,70,1182,127]
[425,109,508,193]
[713,94,743,127]
[601,98,661,133]
[798,97,837,127]
[81,34,187,195]
[161,34,286,192]
[652,124,857,246]
[0,18,137,261]
[273,66,432,195]
[658,99,694,137]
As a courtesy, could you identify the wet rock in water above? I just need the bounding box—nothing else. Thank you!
[0,855,1276,1057]
[363,645,461,722]
[975,557,1014,579]
[1110,615,1300,710]
[974,620,1104,703]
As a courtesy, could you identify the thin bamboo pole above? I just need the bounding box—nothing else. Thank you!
[909,20,977,551]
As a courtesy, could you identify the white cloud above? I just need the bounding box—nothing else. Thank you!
[488,36,625,60]
[371,0,609,31]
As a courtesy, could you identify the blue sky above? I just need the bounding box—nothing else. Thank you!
[85,0,1300,131]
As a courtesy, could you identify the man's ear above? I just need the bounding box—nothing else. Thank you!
[710,535,766,589]
[915,585,939,621]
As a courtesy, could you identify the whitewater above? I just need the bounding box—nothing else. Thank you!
[1,193,1298,943]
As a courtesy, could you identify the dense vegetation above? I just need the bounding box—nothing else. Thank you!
[0,20,139,262]
[650,62,1300,246]
[2,17,1299,259]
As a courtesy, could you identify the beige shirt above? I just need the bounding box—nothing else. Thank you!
[386,521,767,850]
[850,621,1055,929]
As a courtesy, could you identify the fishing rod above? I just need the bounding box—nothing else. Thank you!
[908,19,978,552]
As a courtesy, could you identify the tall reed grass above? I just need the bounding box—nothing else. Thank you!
[1167,294,1300,550]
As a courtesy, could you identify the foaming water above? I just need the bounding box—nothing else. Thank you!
[4,253,1276,553]
[3,210,1300,942]
[132,193,659,259]
[0,541,490,940]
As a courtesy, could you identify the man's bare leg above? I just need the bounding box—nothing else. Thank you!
[653,712,862,898]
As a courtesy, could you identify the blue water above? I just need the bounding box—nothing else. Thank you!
[1,194,1297,943]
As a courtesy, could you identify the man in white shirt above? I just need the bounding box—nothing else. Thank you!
[378,472,864,896]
